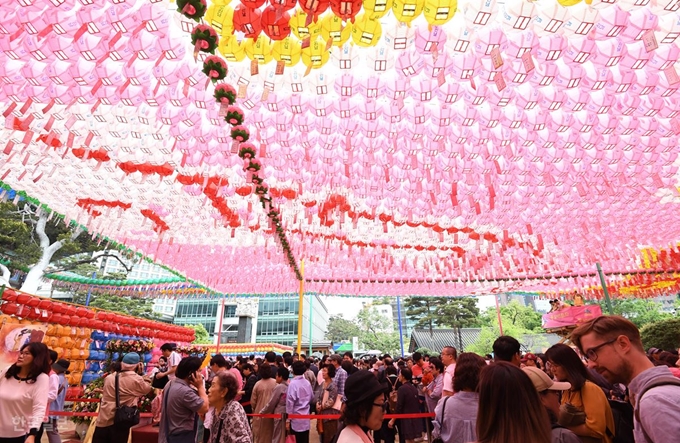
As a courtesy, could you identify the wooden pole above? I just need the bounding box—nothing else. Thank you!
[216,298,225,354]
[296,260,305,356]
[495,294,504,336]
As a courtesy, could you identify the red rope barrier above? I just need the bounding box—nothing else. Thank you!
[50,411,154,418]
[51,409,434,420]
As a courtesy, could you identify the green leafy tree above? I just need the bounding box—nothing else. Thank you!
[0,201,129,293]
[414,347,434,356]
[356,306,400,355]
[597,298,674,329]
[404,297,449,335]
[405,297,481,332]
[468,301,548,355]
[71,293,159,319]
[188,324,213,344]
[66,268,159,319]
[640,318,680,352]
[325,314,361,343]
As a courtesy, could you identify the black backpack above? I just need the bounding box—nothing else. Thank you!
[606,399,634,443]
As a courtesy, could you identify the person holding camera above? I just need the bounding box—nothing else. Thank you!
[92,353,152,443]
[159,357,209,443]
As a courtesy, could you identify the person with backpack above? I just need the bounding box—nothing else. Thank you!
[571,315,680,443]
[375,366,398,443]
[387,369,423,443]
[544,344,614,443]
[523,366,582,443]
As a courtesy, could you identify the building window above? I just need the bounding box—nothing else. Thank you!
[223,305,237,318]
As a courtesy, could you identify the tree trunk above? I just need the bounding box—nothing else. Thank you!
[20,212,82,294]
[427,299,433,338]
[0,263,10,287]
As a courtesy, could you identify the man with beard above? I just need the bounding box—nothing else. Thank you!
[571,315,680,443]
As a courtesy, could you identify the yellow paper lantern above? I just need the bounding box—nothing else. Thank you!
[392,0,423,23]
[423,0,457,25]
[59,336,74,349]
[301,36,330,69]
[290,10,322,40]
[218,35,247,62]
[273,36,302,66]
[363,0,391,19]
[351,13,382,47]
[244,37,274,64]
[205,3,235,37]
[320,14,352,47]
[557,0,583,5]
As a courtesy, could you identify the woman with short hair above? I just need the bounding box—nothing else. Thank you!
[432,353,486,443]
[387,369,423,443]
[207,371,252,443]
[337,370,388,443]
[315,364,340,443]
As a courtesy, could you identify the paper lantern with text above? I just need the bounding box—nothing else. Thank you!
[233,4,263,39]
[261,6,292,41]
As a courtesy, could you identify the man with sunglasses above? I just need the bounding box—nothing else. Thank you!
[571,315,680,443]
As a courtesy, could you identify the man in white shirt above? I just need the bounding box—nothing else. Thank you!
[441,346,457,397]
[159,343,181,380]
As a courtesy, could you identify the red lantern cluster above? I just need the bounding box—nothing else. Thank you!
[118,162,175,177]
[176,174,240,228]
[0,288,195,342]
[140,209,170,234]
[71,147,111,162]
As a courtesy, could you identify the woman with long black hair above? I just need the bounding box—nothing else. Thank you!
[545,344,614,443]
[0,342,50,443]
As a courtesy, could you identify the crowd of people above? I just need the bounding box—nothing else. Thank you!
[1,315,679,443]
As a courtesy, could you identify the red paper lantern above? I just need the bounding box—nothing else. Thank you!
[16,293,30,304]
[25,297,40,308]
[38,300,53,310]
[65,305,77,316]
[58,315,71,326]
[51,313,63,324]
[299,0,330,20]
[86,310,95,319]
[1,288,17,302]
[76,307,89,318]
[52,303,66,314]
[233,4,263,39]
[269,0,297,11]
[0,302,18,316]
[26,308,41,320]
[261,6,291,40]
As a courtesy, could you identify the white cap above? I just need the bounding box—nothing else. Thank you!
[523,366,571,392]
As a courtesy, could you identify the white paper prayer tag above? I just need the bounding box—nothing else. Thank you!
[490,47,503,69]
[237,84,247,98]
[494,72,506,92]
[219,103,229,116]
[522,52,535,73]
[642,29,658,53]
[664,66,680,85]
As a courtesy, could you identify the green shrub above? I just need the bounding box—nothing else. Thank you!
[640,317,680,352]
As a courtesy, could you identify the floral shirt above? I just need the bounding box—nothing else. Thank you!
[208,400,252,443]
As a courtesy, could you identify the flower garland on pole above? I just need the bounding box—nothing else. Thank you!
[175,4,302,281]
